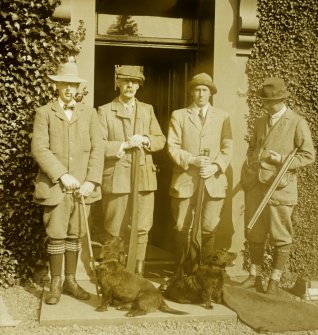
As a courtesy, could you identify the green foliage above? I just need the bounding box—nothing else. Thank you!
[245,0,318,279]
[0,0,86,286]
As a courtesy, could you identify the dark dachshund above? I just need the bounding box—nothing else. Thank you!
[163,249,237,309]
[95,237,187,317]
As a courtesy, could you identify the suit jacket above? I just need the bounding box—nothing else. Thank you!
[167,103,233,198]
[97,98,166,194]
[241,108,315,205]
[31,100,104,206]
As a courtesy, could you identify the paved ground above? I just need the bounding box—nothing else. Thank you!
[40,280,237,326]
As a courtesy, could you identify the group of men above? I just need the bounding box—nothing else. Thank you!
[31,59,315,306]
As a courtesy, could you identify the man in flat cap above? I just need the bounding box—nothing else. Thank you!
[31,59,103,305]
[97,65,166,276]
[240,77,315,294]
[167,72,233,277]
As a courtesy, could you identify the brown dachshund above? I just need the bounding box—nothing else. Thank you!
[163,249,237,309]
[95,237,187,317]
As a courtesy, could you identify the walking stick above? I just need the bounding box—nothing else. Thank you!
[188,148,210,272]
[80,195,101,301]
[126,147,140,272]
[247,148,298,230]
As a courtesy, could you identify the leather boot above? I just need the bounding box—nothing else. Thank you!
[267,279,280,295]
[62,274,90,300]
[135,260,144,277]
[45,275,62,305]
[201,233,215,263]
[240,275,264,292]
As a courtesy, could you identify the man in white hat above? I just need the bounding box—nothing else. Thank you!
[167,72,233,277]
[97,65,166,276]
[240,77,315,294]
[31,59,103,304]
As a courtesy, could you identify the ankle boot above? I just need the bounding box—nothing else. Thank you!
[45,276,62,305]
[240,275,264,292]
[62,274,90,300]
[135,260,144,277]
[267,279,280,295]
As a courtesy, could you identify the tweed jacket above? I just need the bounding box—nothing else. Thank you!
[167,103,233,199]
[97,98,166,194]
[31,100,104,206]
[241,108,315,205]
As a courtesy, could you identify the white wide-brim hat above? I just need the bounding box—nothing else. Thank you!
[48,61,86,83]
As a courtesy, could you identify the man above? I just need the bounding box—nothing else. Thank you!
[31,59,103,304]
[97,65,166,276]
[167,72,233,276]
[240,77,315,294]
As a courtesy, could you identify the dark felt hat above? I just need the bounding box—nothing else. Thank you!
[256,77,290,100]
[188,73,217,95]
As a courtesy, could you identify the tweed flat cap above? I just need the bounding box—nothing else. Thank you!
[189,73,217,95]
[115,65,145,82]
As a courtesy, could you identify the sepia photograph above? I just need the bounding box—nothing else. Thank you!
[0,0,318,334]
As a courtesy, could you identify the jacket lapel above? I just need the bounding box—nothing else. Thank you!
[52,100,69,122]
[187,104,201,130]
[201,104,215,136]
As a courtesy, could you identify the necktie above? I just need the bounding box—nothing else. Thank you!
[63,104,75,110]
[199,108,205,124]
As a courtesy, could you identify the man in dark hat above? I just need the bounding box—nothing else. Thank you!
[97,65,166,276]
[31,59,104,304]
[167,72,233,277]
[240,77,315,294]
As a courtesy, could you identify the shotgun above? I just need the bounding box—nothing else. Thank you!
[80,195,101,301]
[247,148,298,230]
[188,148,210,272]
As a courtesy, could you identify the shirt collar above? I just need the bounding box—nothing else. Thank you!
[194,103,209,115]
[119,97,135,110]
[271,105,287,120]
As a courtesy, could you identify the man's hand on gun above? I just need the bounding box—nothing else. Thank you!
[190,156,219,179]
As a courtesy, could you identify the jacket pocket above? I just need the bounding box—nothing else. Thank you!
[34,172,51,200]
[258,161,294,188]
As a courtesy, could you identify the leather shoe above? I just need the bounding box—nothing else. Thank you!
[62,274,90,300]
[240,275,264,292]
[266,279,280,295]
[45,276,62,305]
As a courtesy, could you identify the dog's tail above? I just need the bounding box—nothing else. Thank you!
[159,299,188,315]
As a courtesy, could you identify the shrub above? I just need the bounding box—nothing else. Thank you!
[245,0,318,280]
[0,0,85,285]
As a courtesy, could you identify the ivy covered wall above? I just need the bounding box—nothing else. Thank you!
[0,0,85,287]
[245,0,318,279]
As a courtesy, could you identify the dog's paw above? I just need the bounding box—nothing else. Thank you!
[96,305,108,312]
[116,305,128,311]
[204,303,214,310]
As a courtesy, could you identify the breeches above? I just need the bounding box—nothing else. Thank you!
[171,188,224,234]
[244,186,294,246]
[43,194,90,239]
[102,191,154,243]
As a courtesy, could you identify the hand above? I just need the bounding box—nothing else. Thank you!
[74,181,95,198]
[128,134,149,148]
[189,156,210,168]
[200,164,219,179]
[60,174,80,191]
[269,150,282,165]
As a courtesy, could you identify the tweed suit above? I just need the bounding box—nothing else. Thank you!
[31,100,104,239]
[97,98,166,255]
[241,108,315,246]
[168,103,233,235]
